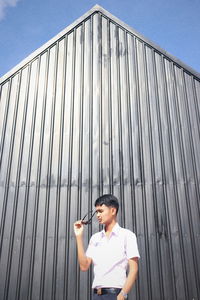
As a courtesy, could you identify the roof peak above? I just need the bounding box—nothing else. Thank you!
[1,4,200,83]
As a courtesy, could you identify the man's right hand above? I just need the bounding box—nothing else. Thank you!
[74,220,84,237]
[73,220,91,271]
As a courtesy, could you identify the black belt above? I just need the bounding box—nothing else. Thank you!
[94,288,121,296]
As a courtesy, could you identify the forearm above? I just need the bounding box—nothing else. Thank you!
[122,265,138,294]
[118,258,138,300]
[76,235,90,271]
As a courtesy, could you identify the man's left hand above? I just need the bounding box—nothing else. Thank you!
[117,293,125,300]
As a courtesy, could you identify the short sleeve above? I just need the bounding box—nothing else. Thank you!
[125,230,140,259]
[86,236,95,259]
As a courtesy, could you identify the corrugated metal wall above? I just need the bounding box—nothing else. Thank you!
[0,6,200,300]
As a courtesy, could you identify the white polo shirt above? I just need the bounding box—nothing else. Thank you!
[86,223,140,289]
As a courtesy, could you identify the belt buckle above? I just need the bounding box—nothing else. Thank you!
[97,288,102,295]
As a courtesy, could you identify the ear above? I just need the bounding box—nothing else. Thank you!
[111,207,117,216]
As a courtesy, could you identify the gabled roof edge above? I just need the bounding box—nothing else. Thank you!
[96,5,200,80]
[0,5,100,84]
[1,4,200,84]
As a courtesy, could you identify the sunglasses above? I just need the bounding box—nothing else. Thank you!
[81,210,96,225]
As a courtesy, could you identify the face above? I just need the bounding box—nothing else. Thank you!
[95,204,117,225]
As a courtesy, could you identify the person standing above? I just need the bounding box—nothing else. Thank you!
[74,194,140,300]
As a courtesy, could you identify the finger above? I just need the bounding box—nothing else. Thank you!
[74,221,83,229]
[74,220,81,225]
[75,223,82,229]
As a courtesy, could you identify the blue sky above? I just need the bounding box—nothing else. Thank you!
[0,0,200,78]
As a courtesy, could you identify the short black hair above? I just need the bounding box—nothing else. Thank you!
[94,194,119,214]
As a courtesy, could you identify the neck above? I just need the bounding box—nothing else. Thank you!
[104,219,117,233]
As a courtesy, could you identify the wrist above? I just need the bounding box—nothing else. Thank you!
[120,290,128,299]
[76,235,84,243]
[76,233,83,238]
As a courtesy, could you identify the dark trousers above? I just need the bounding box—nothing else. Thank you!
[93,294,117,300]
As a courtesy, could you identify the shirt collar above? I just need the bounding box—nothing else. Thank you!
[101,222,121,237]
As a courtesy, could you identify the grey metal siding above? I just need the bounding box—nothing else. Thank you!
[0,7,200,300]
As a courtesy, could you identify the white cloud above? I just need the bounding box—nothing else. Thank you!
[0,0,20,20]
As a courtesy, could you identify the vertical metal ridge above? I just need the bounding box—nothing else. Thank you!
[133,36,144,300]
[152,51,177,300]
[179,69,200,297]
[91,12,101,202]
[118,27,132,227]
[110,21,121,209]
[191,79,200,183]
[134,38,152,300]
[78,23,85,217]
[126,34,140,299]
[0,80,12,261]
[76,23,85,300]
[15,61,31,299]
[173,66,196,299]
[27,49,50,300]
[51,35,68,300]
[87,14,93,207]
[0,81,11,171]
[179,70,198,298]
[63,31,72,300]
[191,78,200,213]
[87,16,93,299]
[0,78,13,173]
[191,78,200,293]
[107,19,113,194]
[124,31,135,217]
[3,70,22,300]
[39,42,59,300]
[115,25,125,225]
[98,13,103,196]
[64,28,76,300]
[144,45,164,299]
[193,79,200,145]
[169,62,189,299]
[140,41,153,300]
[151,51,166,300]
[162,56,185,299]
[144,42,163,300]
[16,59,39,300]
[0,74,20,299]
[100,15,112,194]
[88,14,93,214]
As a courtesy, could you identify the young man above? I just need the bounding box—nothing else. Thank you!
[74,194,140,300]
